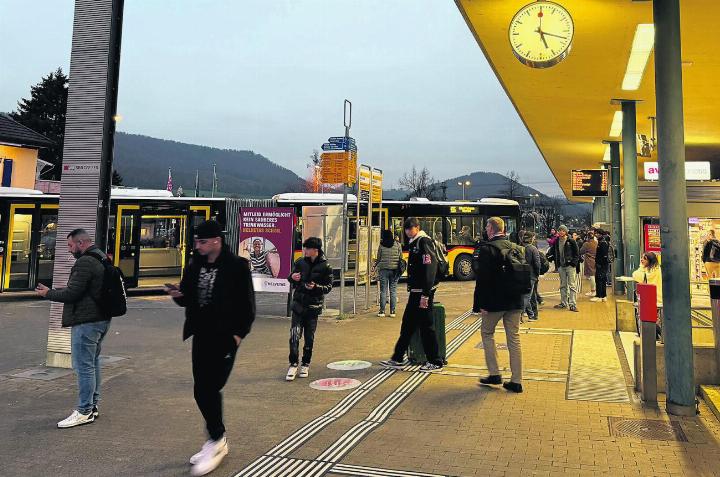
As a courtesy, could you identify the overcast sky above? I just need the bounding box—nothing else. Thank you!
[0,0,562,195]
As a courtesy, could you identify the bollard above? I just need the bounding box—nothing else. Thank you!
[637,283,658,405]
[711,279,720,374]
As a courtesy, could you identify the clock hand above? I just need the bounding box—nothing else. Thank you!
[534,27,550,49]
[541,31,568,40]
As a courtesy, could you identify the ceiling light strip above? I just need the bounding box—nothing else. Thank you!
[622,24,655,91]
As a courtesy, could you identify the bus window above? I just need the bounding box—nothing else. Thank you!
[503,216,519,243]
[447,216,482,246]
[415,217,444,244]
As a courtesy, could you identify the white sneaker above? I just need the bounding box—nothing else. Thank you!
[191,437,228,476]
[189,440,213,465]
[589,297,601,302]
[57,410,95,429]
[286,365,298,381]
[389,313,396,318]
[377,312,386,317]
[601,297,608,302]
[298,365,310,378]
[584,292,595,297]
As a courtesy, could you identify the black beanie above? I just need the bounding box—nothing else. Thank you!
[194,220,224,239]
[303,237,322,251]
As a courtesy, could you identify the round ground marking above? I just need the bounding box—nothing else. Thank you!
[309,377,362,391]
[326,360,372,371]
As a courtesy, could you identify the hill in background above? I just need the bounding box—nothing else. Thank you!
[113,132,301,197]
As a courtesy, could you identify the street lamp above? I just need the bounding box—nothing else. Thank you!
[458,180,471,200]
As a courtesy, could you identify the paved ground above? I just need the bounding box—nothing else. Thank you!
[1,277,720,477]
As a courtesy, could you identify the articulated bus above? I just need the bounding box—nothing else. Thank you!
[0,189,519,292]
[274,193,521,281]
[0,188,224,292]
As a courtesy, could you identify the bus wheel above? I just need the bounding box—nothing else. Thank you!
[454,254,475,281]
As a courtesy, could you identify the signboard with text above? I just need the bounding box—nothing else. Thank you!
[320,151,357,185]
[371,169,383,203]
[643,161,711,181]
[644,224,662,252]
[238,207,295,293]
[571,169,608,197]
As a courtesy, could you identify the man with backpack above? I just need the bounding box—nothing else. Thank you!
[546,225,580,312]
[473,217,529,393]
[167,220,255,476]
[380,217,445,372]
[36,229,114,429]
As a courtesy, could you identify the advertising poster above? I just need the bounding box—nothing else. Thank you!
[644,224,662,253]
[238,207,295,293]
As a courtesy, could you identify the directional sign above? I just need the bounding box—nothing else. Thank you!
[322,137,357,152]
[320,151,356,185]
[322,142,345,151]
[358,167,371,202]
[371,169,383,203]
[328,136,356,145]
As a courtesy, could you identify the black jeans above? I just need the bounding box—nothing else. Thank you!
[595,266,608,298]
[524,278,539,319]
[391,292,441,365]
[289,309,320,366]
[192,333,239,441]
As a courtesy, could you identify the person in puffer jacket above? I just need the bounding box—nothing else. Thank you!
[285,237,333,382]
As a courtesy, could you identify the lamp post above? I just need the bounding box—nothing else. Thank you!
[458,180,471,200]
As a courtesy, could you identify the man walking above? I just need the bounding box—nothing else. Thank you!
[522,231,541,321]
[381,217,444,372]
[547,225,580,312]
[167,220,255,476]
[473,217,525,393]
[286,237,333,381]
[36,229,110,428]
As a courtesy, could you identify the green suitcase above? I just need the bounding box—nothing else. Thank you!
[408,302,447,364]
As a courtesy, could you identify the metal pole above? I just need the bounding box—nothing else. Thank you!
[339,99,352,319]
[354,166,362,315]
[653,0,695,416]
[605,140,625,294]
[618,100,641,300]
[366,169,374,310]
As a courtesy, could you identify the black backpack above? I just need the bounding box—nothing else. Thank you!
[86,252,128,318]
[539,251,550,275]
[430,239,449,276]
[486,241,533,295]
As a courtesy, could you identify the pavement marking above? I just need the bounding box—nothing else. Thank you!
[566,330,631,403]
[233,311,477,476]
[332,463,453,476]
[235,456,455,477]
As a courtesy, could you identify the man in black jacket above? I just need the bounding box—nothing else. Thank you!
[546,224,580,312]
[167,220,255,477]
[522,231,542,321]
[380,217,443,372]
[286,237,333,381]
[473,217,525,393]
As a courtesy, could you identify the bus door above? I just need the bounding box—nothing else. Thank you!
[114,205,141,288]
[187,205,211,262]
[138,215,186,287]
[3,204,35,290]
[35,205,59,288]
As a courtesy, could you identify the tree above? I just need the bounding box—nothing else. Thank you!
[306,149,321,193]
[10,68,68,180]
[112,170,123,186]
[398,165,442,200]
[503,170,521,200]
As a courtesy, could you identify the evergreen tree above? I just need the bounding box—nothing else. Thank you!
[10,68,68,180]
[112,170,123,186]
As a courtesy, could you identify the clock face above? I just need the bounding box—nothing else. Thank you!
[509,1,574,68]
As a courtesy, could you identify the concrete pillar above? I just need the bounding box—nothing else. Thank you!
[619,100,641,300]
[653,0,695,416]
[604,140,625,294]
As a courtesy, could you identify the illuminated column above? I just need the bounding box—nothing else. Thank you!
[653,0,695,416]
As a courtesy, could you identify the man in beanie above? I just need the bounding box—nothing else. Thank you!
[286,236,333,381]
[166,220,255,476]
[546,224,580,312]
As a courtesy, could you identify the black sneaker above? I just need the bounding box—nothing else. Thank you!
[379,359,409,369]
[503,381,523,393]
[528,316,539,321]
[553,303,567,309]
[92,406,99,419]
[569,305,579,312]
[419,362,443,372]
[479,375,502,385]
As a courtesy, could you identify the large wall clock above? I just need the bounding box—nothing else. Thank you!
[509,1,574,68]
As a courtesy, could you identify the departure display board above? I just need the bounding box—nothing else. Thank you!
[571,169,608,197]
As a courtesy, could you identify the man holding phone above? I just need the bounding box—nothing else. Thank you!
[166,220,255,477]
[381,217,443,372]
[286,237,333,381]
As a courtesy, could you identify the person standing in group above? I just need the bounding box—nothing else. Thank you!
[374,229,403,317]
[547,225,580,312]
[473,217,525,393]
[591,233,610,302]
[580,232,598,298]
[521,231,541,322]
[286,237,333,381]
[166,220,256,477]
[703,230,720,279]
[380,217,444,372]
[36,229,111,429]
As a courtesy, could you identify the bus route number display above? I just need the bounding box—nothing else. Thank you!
[571,169,608,197]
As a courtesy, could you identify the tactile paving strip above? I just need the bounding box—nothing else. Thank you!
[567,330,630,403]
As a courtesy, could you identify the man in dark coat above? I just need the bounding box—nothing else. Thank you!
[286,237,333,381]
[36,228,109,429]
[167,220,255,477]
[380,217,444,372]
[546,225,580,312]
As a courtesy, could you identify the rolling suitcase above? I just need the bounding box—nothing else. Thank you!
[408,302,447,364]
